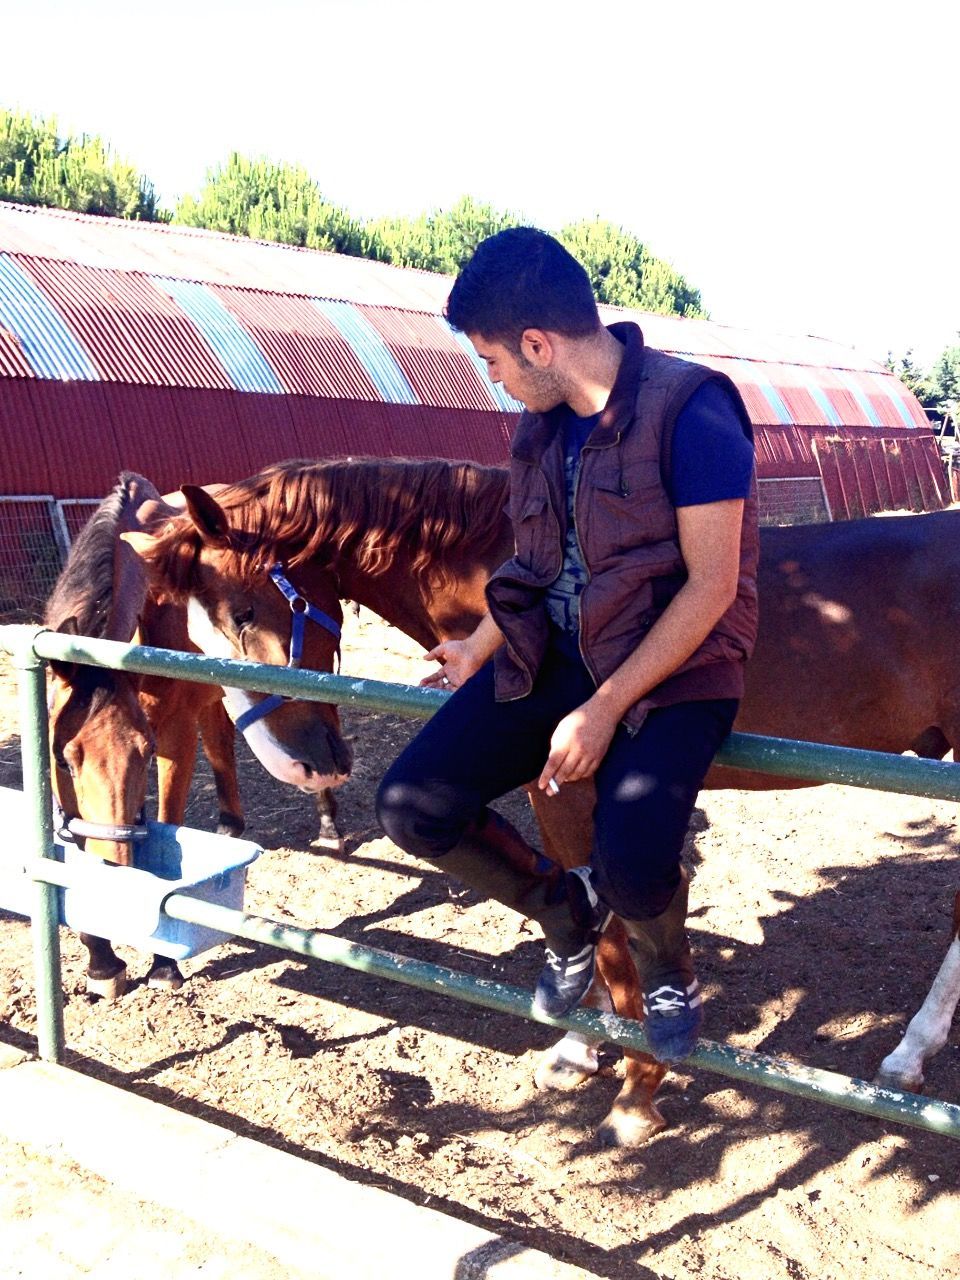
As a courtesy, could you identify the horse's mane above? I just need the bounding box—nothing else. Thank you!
[153,457,511,590]
[44,472,144,635]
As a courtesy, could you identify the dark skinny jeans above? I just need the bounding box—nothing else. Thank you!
[376,643,737,920]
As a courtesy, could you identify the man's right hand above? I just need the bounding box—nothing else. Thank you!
[420,614,505,690]
[420,638,484,690]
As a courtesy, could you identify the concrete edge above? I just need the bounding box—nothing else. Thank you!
[0,1045,600,1280]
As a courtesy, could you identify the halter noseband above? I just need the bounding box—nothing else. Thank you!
[233,564,342,734]
[55,805,149,846]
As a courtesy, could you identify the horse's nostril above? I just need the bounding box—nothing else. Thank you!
[301,763,314,780]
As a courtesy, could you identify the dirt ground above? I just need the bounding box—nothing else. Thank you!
[1,609,958,1280]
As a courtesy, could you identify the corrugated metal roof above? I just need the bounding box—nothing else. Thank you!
[0,201,452,310]
[0,253,98,380]
[151,277,284,393]
[16,256,233,388]
[208,286,381,399]
[358,306,497,411]
[0,318,34,377]
[312,300,418,404]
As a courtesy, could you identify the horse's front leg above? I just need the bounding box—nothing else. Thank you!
[875,892,960,1092]
[593,919,668,1144]
[197,696,245,837]
[527,782,668,1145]
[312,787,343,851]
[80,932,128,1000]
[142,712,204,993]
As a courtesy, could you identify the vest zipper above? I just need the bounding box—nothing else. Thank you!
[573,434,619,686]
[500,485,564,701]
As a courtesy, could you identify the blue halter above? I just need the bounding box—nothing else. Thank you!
[233,564,341,734]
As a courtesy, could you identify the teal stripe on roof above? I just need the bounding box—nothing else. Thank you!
[835,370,882,427]
[735,359,792,425]
[885,386,917,428]
[0,253,98,380]
[152,277,283,393]
[448,326,523,413]
[313,299,418,404]
[792,365,844,426]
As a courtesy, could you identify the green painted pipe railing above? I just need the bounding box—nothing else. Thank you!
[9,624,960,801]
[2,623,960,1142]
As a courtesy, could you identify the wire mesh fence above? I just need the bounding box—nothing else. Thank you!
[0,496,98,622]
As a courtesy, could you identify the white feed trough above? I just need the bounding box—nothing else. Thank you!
[0,786,261,959]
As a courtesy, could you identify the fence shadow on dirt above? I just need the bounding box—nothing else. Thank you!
[2,672,959,1278]
[1,792,958,1280]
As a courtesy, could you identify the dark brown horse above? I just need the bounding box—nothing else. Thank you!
[45,473,350,998]
[126,458,960,1135]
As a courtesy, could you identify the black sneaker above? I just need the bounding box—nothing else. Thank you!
[532,867,612,1019]
[642,972,702,1061]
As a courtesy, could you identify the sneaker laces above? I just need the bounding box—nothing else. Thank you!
[544,943,594,974]
[645,980,701,1017]
[646,984,688,1014]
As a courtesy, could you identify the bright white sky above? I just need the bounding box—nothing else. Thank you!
[5,0,958,366]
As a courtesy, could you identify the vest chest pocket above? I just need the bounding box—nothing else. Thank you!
[511,493,553,573]
[586,456,675,556]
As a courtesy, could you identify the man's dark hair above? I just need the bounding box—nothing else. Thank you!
[445,227,600,347]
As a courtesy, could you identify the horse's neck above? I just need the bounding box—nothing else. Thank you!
[335,538,512,651]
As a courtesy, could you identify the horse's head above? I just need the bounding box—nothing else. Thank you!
[47,622,155,866]
[124,486,352,795]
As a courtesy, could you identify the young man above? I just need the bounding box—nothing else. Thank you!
[376,228,758,1061]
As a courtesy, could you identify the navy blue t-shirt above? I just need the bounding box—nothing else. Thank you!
[543,380,753,641]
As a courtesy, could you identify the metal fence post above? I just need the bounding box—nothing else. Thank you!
[10,625,64,1062]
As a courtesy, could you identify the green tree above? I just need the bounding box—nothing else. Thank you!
[884,350,933,405]
[557,219,705,317]
[366,200,705,319]
[927,341,960,413]
[366,195,522,274]
[0,108,163,219]
[174,153,364,253]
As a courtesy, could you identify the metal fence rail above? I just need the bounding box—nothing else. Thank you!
[2,623,959,1142]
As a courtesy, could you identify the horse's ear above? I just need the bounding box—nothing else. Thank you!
[181,485,231,546]
[118,530,159,559]
[48,616,79,682]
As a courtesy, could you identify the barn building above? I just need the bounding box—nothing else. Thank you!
[0,201,946,616]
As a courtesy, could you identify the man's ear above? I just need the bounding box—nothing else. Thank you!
[518,328,554,368]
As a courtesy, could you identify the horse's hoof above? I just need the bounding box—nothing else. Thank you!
[217,814,245,838]
[874,1067,924,1094]
[310,832,344,853]
[86,968,127,1001]
[596,1100,668,1147]
[146,963,185,992]
[534,1040,600,1091]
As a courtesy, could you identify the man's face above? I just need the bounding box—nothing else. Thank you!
[468,334,565,413]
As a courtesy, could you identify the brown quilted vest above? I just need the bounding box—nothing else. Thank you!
[486,321,760,729]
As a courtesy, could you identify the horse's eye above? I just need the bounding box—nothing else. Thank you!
[53,749,75,777]
[232,606,255,631]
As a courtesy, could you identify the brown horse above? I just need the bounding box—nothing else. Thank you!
[45,473,350,998]
[126,458,960,1135]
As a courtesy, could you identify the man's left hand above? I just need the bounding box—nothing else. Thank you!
[537,699,619,793]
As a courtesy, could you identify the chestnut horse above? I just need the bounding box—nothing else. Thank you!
[45,473,350,997]
[127,458,960,1136]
